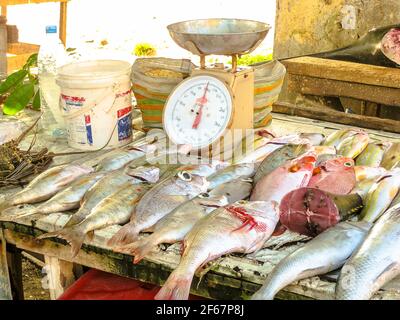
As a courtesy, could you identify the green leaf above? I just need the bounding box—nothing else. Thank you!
[32,89,41,110]
[23,53,38,70]
[0,69,28,95]
[3,83,35,115]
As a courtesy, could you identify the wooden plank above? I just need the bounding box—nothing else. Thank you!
[0,228,12,300]
[0,0,67,5]
[59,1,67,45]
[288,74,400,107]
[44,255,74,299]
[7,42,39,55]
[283,57,400,89]
[273,102,400,134]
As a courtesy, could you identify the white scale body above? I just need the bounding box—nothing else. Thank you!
[163,65,255,150]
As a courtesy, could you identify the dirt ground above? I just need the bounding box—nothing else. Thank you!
[22,257,50,300]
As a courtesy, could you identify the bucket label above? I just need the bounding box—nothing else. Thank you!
[85,115,93,145]
[117,106,132,141]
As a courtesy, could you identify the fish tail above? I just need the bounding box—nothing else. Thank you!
[128,237,158,264]
[37,227,85,258]
[154,270,193,300]
[107,222,139,247]
[64,212,86,228]
[0,199,12,214]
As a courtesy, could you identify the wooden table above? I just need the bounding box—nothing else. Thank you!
[1,113,400,300]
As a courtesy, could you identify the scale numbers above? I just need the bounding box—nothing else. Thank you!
[163,75,233,148]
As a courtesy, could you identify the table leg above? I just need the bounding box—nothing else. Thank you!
[44,256,75,300]
[0,228,12,300]
[7,245,24,300]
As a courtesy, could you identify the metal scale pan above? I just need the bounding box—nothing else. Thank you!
[167,18,270,70]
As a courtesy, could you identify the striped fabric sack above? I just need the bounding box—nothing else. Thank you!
[252,60,286,128]
[131,57,195,129]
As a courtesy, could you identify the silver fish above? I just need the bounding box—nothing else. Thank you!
[154,200,279,300]
[355,142,391,167]
[38,181,150,257]
[207,163,255,190]
[108,171,209,246]
[64,166,160,228]
[336,204,400,300]
[251,221,371,300]
[117,180,253,262]
[0,164,93,210]
[381,142,400,170]
[0,172,105,221]
[95,144,157,172]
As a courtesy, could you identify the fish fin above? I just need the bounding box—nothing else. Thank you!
[87,230,95,241]
[114,237,157,264]
[37,227,85,258]
[154,271,193,300]
[107,222,139,247]
[0,204,38,221]
[64,211,86,228]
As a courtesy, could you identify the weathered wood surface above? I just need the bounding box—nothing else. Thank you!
[283,57,400,89]
[288,74,400,107]
[1,113,400,300]
[44,256,75,299]
[273,102,400,134]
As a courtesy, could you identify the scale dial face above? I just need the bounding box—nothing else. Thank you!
[163,75,233,149]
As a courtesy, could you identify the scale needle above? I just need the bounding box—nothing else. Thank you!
[192,82,209,129]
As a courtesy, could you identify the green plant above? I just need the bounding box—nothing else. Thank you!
[228,53,273,66]
[134,43,157,57]
[0,53,40,115]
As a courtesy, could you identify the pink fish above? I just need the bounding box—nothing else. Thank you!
[154,201,279,300]
[308,157,356,195]
[250,154,317,203]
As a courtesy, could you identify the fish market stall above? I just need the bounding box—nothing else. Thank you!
[1,113,400,300]
[2,16,400,301]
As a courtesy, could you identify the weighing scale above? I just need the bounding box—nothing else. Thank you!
[163,19,270,151]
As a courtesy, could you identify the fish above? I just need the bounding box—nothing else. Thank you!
[355,142,391,167]
[390,191,400,209]
[207,163,256,190]
[37,181,150,257]
[299,133,325,146]
[251,221,371,300]
[253,144,311,185]
[250,154,316,203]
[380,142,400,170]
[308,157,356,195]
[64,166,160,228]
[311,146,336,157]
[336,204,400,300]
[311,25,400,67]
[358,169,400,223]
[108,171,209,246]
[94,144,157,172]
[154,200,279,300]
[0,172,105,221]
[0,164,93,211]
[323,128,361,148]
[316,154,342,166]
[279,187,364,237]
[117,179,253,262]
[354,166,387,183]
[175,161,228,178]
[337,132,369,159]
[232,134,309,164]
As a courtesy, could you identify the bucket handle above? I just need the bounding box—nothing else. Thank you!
[62,83,120,121]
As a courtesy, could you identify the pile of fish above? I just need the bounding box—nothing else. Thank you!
[1,127,400,300]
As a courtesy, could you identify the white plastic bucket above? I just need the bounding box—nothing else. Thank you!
[56,60,133,150]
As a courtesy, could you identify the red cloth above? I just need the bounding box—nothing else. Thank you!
[58,269,205,300]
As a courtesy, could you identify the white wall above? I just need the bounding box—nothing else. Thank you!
[6,0,276,60]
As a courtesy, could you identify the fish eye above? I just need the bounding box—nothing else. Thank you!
[344,162,353,167]
[178,171,192,181]
[199,193,210,198]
